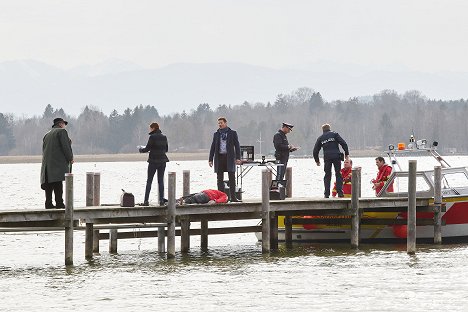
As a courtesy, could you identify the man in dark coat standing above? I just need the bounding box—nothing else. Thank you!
[139,122,169,206]
[273,122,297,181]
[313,123,349,198]
[209,117,242,202]
[40,118,74,209]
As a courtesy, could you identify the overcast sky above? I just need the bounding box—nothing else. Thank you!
[1,0,468,72]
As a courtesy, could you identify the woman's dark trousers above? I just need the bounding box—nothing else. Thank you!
[144,162,166,204]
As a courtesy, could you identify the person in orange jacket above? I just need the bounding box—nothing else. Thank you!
[372,156,394,195]
[332,158,353,197]
[178,189,228,205]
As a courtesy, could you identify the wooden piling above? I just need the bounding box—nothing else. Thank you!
[270,213,278,250]
[157,226,166,252]
[433,166,442,244]
[86,172,94,206]
[85,223,94,259]
[180,216,190,253]
[93,229,100,253]
[351,167,361,248]
[266,169,272,185]
[85,172,95,259]
[183,170,190,196]
[200,219,208,251]
[261,169,271,253]
[286,167,292,198]
[109,229,118,253]
[167,172,176,258]
[64,173,74,266]
[284,216,293,249]
[407,160,417,254]
[93,172,101,206]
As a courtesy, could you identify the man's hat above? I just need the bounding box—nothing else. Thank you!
[52,117,68,127]
[282,122,294,131]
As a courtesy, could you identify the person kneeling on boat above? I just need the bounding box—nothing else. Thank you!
[332,158,353,197]
[178,189,228,205]
[372,156,394,196]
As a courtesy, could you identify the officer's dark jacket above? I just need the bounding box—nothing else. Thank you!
[273,130,290,159]
[313,130,349,162]
[140,129,169,163]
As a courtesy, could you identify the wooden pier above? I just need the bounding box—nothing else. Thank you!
[0,164,444,265]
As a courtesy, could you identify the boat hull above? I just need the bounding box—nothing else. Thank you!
[256,196,468,243]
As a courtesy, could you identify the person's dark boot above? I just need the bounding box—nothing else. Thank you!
[45,201,56,209]
[229,190,242,202]
[159,198,168,206]
[55,202,65,208]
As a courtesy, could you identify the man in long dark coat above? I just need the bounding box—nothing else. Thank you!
[40,118,74,208]
[209,117,241,202]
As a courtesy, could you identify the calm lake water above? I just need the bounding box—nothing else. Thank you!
[1,156,468,311]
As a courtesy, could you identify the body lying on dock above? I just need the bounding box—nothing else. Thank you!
[178,189,228,205]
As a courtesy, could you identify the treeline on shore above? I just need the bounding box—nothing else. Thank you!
[0,87,467,156]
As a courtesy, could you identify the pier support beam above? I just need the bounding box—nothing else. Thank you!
[167,172,176,258]
[270,213,278,250]
[93,230,100,253]
[284,216,293,249]
[85,223,94,259]
[180,216,190,253]
[85,172,95,259]
[181,169,191,253]
[86,172,94,207]
[183,170,190,197]
[433,166,442,244]
[351,167,361,248]
[64,173,74,266]
[93,172,101,207]
[109,229,118,253]
[158,226,166,253]
[200,219,208,251]
[407,160,417,254]
[286,167,292,198]
[261,169,271,253]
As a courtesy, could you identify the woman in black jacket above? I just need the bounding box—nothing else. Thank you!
[139,122,169,206]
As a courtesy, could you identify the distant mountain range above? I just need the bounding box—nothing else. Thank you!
[1,59,468,117]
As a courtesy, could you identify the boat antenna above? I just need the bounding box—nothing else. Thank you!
[256,132,264,156]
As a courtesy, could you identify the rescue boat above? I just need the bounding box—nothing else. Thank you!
[265,136,468,243]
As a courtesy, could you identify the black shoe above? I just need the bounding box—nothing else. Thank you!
[45,202,56,209]
[230,197,242,202]
[55,203,66,209]
[140,202,149,206]
[338,193,344,198]
[159,198,168,206]
[324,195,330,198]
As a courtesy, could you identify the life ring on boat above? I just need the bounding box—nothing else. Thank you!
[392,224,407,238]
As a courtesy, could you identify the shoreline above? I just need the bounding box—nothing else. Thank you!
[0,150,386,164]
[0,152,208,164]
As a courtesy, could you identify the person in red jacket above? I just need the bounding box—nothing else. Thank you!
[332,158,353,197]
[372,156,394,195]
[178,189,228,205]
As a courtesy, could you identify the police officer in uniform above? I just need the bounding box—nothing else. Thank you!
[313,123,349,198]
[273,122,297,181]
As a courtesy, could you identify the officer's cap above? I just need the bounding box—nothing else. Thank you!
[282,122,294,131]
